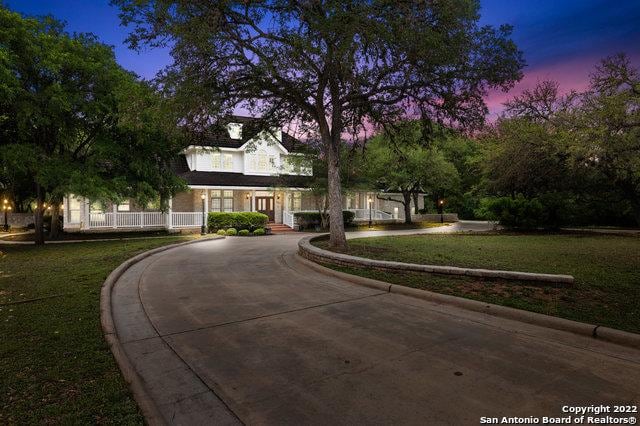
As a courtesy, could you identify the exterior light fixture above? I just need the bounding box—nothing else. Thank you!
[200,192,206,235]
[438,199,445,223]
[2,203,10,231]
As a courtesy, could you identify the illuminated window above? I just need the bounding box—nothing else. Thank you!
[223,154,233,170]
[212,152,221,170]
[257,152,268,172]
[117,201,130,212]
[292,192,301,211]
[211,190,233,212]
[68,195,82,223]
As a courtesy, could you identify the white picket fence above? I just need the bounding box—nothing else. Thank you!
[347,208,393,221]
[283,210,295,228]
[282,208,394,229]
[171,212,204,228]
[88,211,204,229]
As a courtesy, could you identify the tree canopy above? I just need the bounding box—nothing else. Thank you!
[0,6,186,243]
[114,0,524,247]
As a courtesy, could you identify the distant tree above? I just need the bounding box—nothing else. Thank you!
[114,0,524,248]
[362,122,459,223]
[571,54,640,225]
[0,7,185,243]
[481,118,572,198]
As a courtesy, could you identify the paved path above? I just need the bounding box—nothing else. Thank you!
[110,222,640,425]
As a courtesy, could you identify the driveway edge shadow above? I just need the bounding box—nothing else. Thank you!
[297,236,640,350]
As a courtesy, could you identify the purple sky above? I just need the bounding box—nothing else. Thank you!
[7,1,640,117]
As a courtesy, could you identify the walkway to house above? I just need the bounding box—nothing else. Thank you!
[109,221,640,425]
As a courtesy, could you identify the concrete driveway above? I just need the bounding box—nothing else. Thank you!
[110,223,640,425]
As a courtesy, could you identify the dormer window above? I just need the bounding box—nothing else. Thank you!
[227,123,243,139]
[212,152,233,170]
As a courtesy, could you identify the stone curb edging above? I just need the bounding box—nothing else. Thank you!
[100,236,224,426]
[297,236,640,350]
[299,235,574,285]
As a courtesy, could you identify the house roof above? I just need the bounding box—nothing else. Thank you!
[190,115,307,153]
[172,155,313,188]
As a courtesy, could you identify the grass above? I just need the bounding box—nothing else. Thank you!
[1,230,184,242]
[314,233,640,333]
[299,221,449,233]
[0,235,198,424]
[350,221,450,231]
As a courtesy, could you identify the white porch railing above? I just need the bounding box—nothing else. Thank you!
[347,209,393,221]
[283,210,296,228]
[89,212,167,228]
[281,208,394,229]
[88,211,206,229]
[171,212,204,228]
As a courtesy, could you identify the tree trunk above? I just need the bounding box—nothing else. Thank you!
[412,192,420,214]
[49,201,61,240]
[403,192,413,224]
[326,139,346,249]
[631,197,640,228]
[34,183,45,245]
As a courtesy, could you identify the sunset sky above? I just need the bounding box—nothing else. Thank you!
[8,0,640,117]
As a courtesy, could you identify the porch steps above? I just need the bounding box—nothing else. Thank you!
[269,223,296,234]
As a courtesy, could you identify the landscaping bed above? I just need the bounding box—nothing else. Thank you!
[0,235,197,424]
[313,233,640,333]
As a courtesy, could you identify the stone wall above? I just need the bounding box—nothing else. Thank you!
[172,190,196,212]
[5,212,35,228]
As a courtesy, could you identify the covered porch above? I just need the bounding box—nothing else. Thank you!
[64,188,416,231]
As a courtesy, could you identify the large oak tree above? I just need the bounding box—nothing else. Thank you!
[115,0,524,248]
[0,7,186,243]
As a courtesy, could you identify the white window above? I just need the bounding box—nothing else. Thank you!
[291,192,302,211]
[90,201,104,213]
[223,154,233,171]
[257,152,268,172]
[210,190,233,212]
[212,152,221,170]
[68,196,82,223]
[117,201,130,212]
[227,123,242,139]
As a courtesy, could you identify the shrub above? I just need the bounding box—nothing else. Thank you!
[253,227,266,236]
[226,227,238,236]
[293,210,356,230]
[483,196,545,230]
[238,229,250,236]
[216,229,226,236]
[207,212,268,231]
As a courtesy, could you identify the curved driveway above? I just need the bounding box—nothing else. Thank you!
[110,222,640,425]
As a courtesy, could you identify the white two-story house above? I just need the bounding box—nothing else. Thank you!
[63,116,420,231]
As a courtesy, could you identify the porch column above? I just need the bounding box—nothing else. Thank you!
[81,197,90,230]
[166,198,173,230]
[112,203,117,229]
[251,190,256,212]
[204,189,209,213]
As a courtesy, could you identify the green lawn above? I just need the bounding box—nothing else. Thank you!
[0,236,197,424]
[314,233,640,333]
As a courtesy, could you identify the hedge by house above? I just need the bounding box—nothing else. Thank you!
[207,212,268,231]
[294,211,355,230]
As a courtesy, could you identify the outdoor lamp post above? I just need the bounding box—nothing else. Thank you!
[368,196,373,228]
[438,199,445,223]
[3,199,10,232]
[200,193,207,235]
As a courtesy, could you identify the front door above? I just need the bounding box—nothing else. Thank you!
[255,197,275,222]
